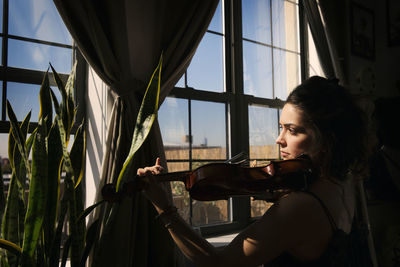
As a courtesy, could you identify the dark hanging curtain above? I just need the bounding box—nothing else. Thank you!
[53,0,219,266]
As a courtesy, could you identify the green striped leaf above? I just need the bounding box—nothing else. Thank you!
[70,123,85,188]
[21,117,48,261]
[116,54,162,190]
[77,200,105,223]
[39,70,53,132]
[80,219,100,266]
[6,101,31,179]
[65,62,77,131]
[55,114,75,183]
[0,238,22,256]
[43,123,63,260]
[50,63,73,139]
[65,177,80,267]
[48,190,68,267]
[0,161,5,226]
[1,174,22,265]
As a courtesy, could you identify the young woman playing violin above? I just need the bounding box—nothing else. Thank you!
[137,76,368,267]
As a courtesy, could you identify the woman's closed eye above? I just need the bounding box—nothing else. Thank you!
[288,127,298,135]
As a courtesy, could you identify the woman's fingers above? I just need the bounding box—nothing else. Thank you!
[137,159,164,176]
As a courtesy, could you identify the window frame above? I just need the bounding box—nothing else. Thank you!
[161,0,308,237]
[0,0,86,134]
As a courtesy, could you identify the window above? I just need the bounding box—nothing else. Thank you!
[159,0,306,235]
[0,0,78,179]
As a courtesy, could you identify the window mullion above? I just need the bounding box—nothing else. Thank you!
[230,0,251,228]
[2,0,9,121]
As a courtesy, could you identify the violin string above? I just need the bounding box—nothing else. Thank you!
[224,151,249,164]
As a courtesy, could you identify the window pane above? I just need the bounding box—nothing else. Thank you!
[242,0,271,44]
[192,199,229,227]
[8,39,72,73]
[0,134,12,178]
[308,25,325,77]
[271,0,299,52]
[159,97,189,160]
[251,200,273,217]
[248,105,279,159]
[187,33,224,92]
[209,1,223,33]
[168,162,191,223]
[191,100,226,160]
[0,0,3,33]
[0,37,2,65]
[273,49,300,100]
[9,0,72,44]
[243,41,273,98]
[175,74,185,88]
[7,82,40,121]
[7,82,62,122]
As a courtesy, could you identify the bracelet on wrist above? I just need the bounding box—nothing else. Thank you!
[156,206,178,228]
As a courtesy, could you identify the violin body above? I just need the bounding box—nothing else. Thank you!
[102,156,315,202]
[159,157,315,201]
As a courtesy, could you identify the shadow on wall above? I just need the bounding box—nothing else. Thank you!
[366,96,400,267]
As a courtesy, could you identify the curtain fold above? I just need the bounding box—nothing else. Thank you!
[53,0,219,266]
[302,0,348,85]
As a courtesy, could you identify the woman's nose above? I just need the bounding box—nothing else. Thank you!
[276,131,285,146]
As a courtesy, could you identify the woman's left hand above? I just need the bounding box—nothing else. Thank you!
[137,158,173,212]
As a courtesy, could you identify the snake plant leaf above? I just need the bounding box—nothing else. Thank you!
[1,173,22,265]
[55,115,75,182]
[70,122,85,188]
[39,70,53,132]
[6,101,31,178]
[64,177,82,267]
[60,236,71,267]
[65,61,77,130]
[50,88,61,117]
[25,127,37,160]
[43,123,63,259]
[50,63,76,139]
[0,162,5,225]
[21,117,48,261]
[116,54,162,190]
[8,127,15,171]
[0,238,22,256]
[13,143,26,204]
[49,63,66,108]
[52,88,74,182]
[48,189,68,267]
[80,219,100,266]
[76,200,106,223]
[14,112,32,196]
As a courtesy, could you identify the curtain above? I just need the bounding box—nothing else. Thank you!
[53,0,219,266]
[302,0,348,85]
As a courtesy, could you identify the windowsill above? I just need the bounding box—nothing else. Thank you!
[206,232,239,248]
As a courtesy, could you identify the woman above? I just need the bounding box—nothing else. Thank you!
[137,76,368,266]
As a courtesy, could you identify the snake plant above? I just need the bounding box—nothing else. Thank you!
[0,53,162,266]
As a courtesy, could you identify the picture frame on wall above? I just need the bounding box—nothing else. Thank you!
[350,2,375,60]
[387,0,400,46]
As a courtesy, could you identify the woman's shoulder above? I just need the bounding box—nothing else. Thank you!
[260,191,334,240]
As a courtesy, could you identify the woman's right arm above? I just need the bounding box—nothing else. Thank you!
[137,159,313,267]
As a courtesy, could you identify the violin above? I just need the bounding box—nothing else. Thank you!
[102,156,315,202]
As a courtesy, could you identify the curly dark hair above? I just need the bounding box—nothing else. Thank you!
[286,76,368,180]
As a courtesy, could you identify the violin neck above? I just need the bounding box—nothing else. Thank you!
[155,171,191,183]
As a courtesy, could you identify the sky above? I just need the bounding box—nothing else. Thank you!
[1,0,300,159]
[0,0,71,159]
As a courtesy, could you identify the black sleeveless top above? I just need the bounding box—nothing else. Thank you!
[265,191,352,267]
